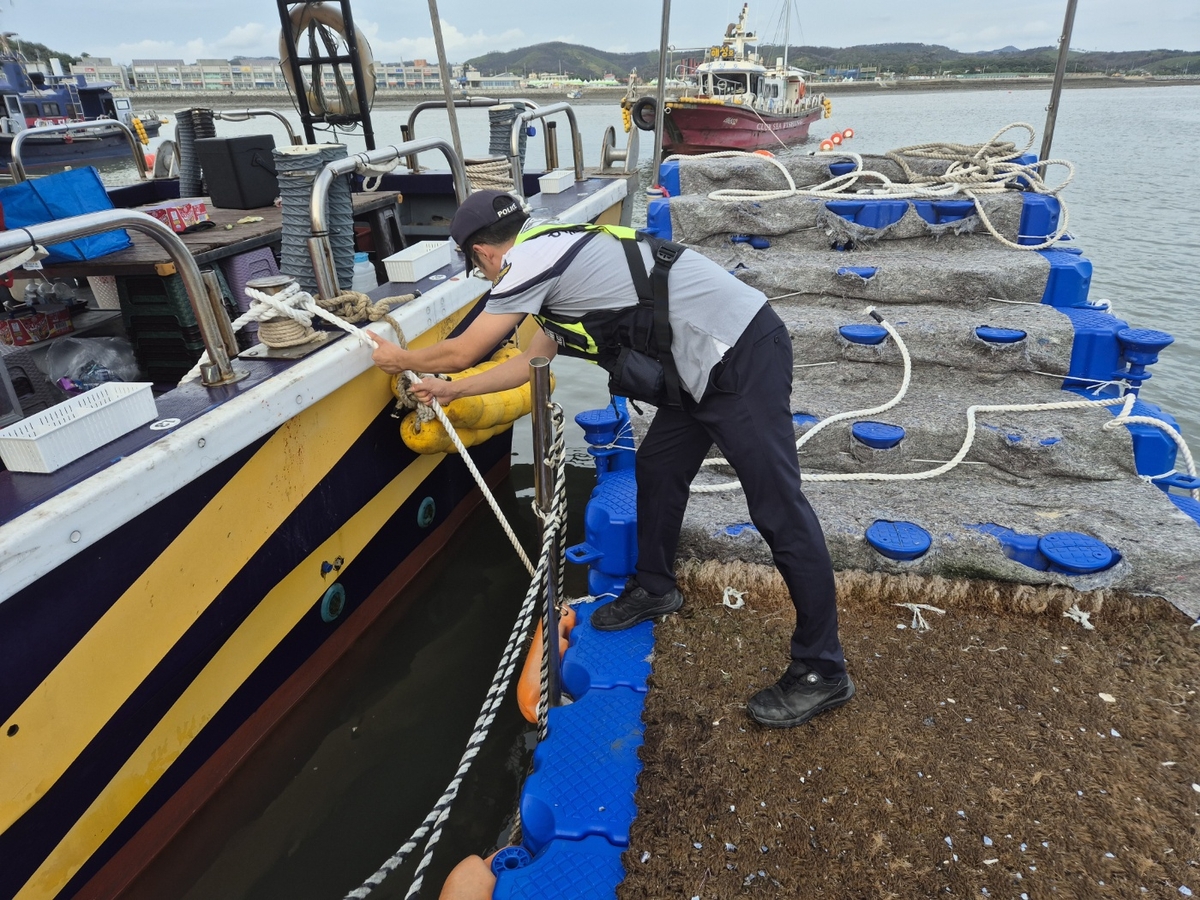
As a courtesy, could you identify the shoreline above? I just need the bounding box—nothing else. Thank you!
[121,75,1200,111]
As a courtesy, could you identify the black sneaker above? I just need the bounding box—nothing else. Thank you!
[590,581,683,631]
[746,663,855,728]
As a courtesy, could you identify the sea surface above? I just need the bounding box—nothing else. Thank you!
[113,86,1200,899]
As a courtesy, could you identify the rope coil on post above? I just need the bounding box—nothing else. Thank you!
[179,282,414,384]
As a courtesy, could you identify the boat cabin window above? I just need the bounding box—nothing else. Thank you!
[21,103,37,118]
[42,102,61,117]
[712,73,749,96]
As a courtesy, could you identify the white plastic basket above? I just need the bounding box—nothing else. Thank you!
[87,275,121,310]
[0,382,157,473]
[538,170,576,194]
[383,240,453,283]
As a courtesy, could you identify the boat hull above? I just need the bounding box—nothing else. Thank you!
[662,102,823,155]
[0,299,512,900]
[0,122,161,169]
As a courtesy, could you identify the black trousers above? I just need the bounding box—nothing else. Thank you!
[633,304,847,679]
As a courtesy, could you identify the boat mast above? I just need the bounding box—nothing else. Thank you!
[651,0,672,165]
[783,0,790,70]
[426,0,464,164]
[1040,0,1078,163]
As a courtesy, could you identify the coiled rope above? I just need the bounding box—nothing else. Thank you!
[343,404,568,900]
[465,157,516,191]
[692,310,1199,498]
[179,281,413,383]
[689,123,1075,251]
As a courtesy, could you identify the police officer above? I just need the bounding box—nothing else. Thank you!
[367,190,852,728]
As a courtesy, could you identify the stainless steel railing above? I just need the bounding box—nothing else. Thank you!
[307,138,470,299]
[400,97,540,172]
[508,103,584,202]
[212,108,302,145]
[9,120,149,183]
[0,210,240,386]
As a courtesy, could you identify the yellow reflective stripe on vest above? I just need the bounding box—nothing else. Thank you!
[515,222,641,363]
[514,222,638,245]
[533,314,600,358]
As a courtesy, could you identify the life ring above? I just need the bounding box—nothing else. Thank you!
[630,96,657,132]
[62,132,73,144]
[278,1,376,117]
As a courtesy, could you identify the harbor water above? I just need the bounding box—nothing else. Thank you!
[107,85,1199,899]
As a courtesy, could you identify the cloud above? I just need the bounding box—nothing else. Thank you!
[111,22,278,61]
[360,18,526,61]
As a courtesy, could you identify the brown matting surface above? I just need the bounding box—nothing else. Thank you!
[620,563,1200,900]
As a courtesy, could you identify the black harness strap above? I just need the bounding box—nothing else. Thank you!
[647,237,684,409]
[618,233,685,408]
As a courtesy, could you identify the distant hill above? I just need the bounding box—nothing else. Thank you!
[465,41,1200,79]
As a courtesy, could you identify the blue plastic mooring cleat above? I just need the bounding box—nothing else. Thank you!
[976,326,1027,344]
[851,421,906,449]
[840,324,889,345]
[866,520,932,561]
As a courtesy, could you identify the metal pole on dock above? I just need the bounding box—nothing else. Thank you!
[427,0,465,166]
[1040,0,1079,164]
[530,357,562,710]
[650,0,673,172]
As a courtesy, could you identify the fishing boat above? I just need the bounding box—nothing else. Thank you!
[0,38,163,173]
[0,4,633,896]
[621,2,828,155]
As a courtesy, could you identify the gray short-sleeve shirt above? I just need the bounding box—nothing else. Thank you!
[484,228,766,401]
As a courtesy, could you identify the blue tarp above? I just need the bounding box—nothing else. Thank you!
[0,167,131,264]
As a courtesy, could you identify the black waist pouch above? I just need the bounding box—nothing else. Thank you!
[606,347,668,407]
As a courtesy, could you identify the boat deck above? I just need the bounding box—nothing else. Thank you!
[0,176,627,559]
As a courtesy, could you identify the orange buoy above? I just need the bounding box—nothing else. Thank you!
[819,139,834,151]
[752,149,775,158]
[830,133,843,145]
[842,127,855,139]
[144,152,156,169]
[438,853,497,900]
[517,605,577,723]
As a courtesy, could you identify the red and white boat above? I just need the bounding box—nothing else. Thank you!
[623,3,830,156]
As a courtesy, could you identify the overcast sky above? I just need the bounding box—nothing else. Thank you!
[3,0,1197,65]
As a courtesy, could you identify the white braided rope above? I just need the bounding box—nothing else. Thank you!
[341,405,568,900]
[700,308,911,477]
[401,368,536,576]
[465,157,516,191]
[179,282,376,384]
[355,155,403,192]
[695,123,1075,250]
[691,317,1198,493]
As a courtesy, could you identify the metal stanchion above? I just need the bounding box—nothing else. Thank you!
[529,356,562,711]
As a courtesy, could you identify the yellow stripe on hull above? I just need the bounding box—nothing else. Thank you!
[16,452,444,900]
[0,302,476,838]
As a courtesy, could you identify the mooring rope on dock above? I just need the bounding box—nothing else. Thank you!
[690,123,1075,251]
[692,310,1200,498]
[342,404,568,900]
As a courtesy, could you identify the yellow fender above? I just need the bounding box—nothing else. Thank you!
[395,346,554,455]
[401,417,514,455]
